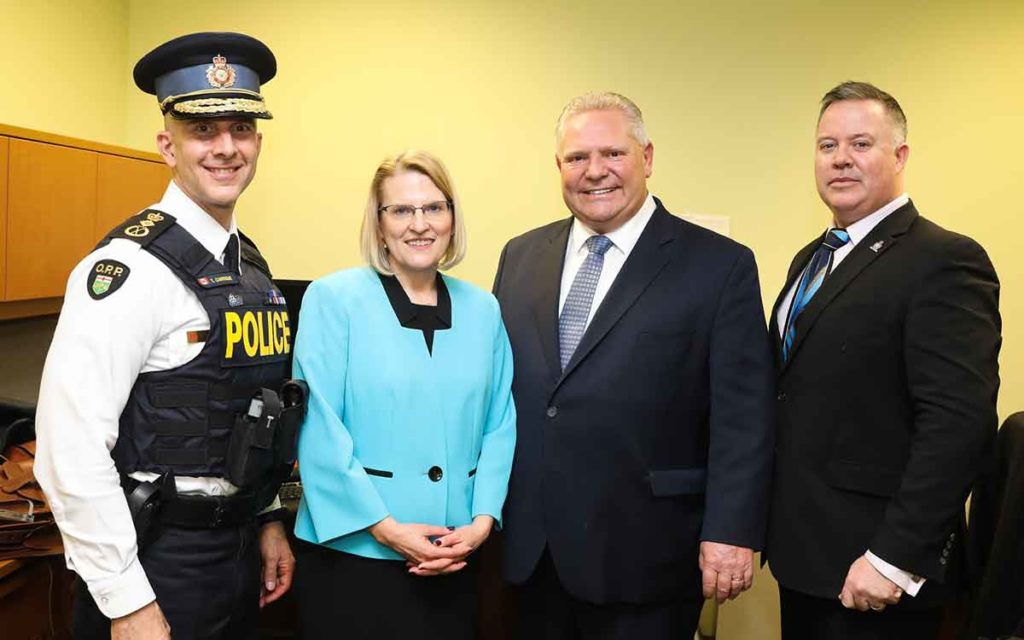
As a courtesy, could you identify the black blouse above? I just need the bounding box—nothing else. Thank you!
[378,273,452,355]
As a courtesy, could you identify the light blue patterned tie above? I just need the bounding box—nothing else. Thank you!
[781,229,850,362]
[559,235,614,370]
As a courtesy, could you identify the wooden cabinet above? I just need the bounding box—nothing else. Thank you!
[6,140,98,300]
[0,137,8,301]
[96,153,170,239]
[0,124,166,313]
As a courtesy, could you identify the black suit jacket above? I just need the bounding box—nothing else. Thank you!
[766,201,1001,610]
[493,199,775,605]
[961,413,1024,638]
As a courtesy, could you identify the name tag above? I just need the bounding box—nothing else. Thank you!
[197,273,238,288]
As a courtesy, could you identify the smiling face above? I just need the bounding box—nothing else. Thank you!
[378,170,453,280]
[557,109,653,233]
[157,117,261,224]
[815,99,909,227]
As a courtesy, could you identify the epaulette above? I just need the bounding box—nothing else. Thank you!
[238,230,273,277]
[105,209,177,248]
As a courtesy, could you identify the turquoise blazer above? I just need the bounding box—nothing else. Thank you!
[292,267,516,560]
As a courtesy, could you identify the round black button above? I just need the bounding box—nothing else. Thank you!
[428,466,443,482]
[546,406,558,418]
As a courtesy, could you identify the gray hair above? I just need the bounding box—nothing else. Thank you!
[555,92,649,148]
[819,81,908,145]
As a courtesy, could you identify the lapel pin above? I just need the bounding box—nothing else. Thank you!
[869,241,885,253]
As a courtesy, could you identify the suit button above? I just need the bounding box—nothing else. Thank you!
[777,392,786,401]
[939,557,948,565]
[428,466,443,482]
[546,406,558,418]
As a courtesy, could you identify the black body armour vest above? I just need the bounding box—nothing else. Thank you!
[99,210,291,483]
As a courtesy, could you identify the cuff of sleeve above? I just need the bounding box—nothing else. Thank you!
[86,555,156,618]
[865,550,925,597]
[258,495,282,515]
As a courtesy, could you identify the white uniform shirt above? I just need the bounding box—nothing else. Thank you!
[34,181,258,618]
[558,193,656,329]
[775,193,924,596]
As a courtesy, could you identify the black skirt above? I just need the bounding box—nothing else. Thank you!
[295,539,479,640]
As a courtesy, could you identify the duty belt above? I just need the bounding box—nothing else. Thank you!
[122,476,259,529]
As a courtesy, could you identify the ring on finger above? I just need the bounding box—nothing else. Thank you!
[869,603,884,611]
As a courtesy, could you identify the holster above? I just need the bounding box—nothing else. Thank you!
[124,471,175,548]
[226,380,308,499]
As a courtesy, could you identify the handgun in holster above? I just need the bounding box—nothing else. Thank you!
[125,471,175,548]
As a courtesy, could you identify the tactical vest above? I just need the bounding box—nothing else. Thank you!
[98,209,292,488]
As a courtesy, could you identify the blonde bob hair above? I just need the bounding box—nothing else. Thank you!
[359,150,467,275]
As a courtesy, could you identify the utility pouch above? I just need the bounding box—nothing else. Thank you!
[273,380,308,468]
[226,389,282,488]
[125,472,175,548]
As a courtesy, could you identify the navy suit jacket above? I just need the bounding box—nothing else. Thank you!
[493,199,775,604]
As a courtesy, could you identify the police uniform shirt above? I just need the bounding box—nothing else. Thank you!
[35,180,277,619]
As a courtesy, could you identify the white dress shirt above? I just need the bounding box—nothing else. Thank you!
[775,193,923,597]
[558,193,657,328]
[34,181,258,618]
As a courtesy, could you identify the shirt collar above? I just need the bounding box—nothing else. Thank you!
[569,192,656,257]
[378,272,452,330]
[836,193,909,246]
[157,181,240,270]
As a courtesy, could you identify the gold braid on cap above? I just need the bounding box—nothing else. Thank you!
[172,97,269,115]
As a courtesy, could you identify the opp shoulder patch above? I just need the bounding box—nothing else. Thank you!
[87,260,131,300]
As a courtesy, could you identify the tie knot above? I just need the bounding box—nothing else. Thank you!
[822,229,850,252]
[586,235,613,256]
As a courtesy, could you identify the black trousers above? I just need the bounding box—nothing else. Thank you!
[779,586,944,640]
[295,539,479,640]
[74,523,261,640]
[514,550,703,640]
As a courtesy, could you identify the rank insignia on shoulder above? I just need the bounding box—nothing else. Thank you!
[88,260,131,300]
[196,273,238,288]
[113,209,175,246]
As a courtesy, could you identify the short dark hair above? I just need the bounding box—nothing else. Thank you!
[819,81,907,144]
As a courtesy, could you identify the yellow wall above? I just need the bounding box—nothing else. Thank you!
[0,0,128,143]
[120,0,1024,424]
[5,2,1024,637]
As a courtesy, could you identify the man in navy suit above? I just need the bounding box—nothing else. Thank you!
[493,92,775,638]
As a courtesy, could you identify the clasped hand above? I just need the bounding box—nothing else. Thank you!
[370,515,493,577]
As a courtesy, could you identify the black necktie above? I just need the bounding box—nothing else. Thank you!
[223,234,241,275]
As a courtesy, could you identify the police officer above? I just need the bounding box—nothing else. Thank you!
[36,32,300,639]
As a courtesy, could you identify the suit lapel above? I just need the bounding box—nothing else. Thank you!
[557,205,674,387]
[782,202,919,371]
[533,219,572,383]
[770,237,820,364]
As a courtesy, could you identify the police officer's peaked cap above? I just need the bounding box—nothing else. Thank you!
[134,32,277,120]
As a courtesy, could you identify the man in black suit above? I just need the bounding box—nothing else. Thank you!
[492,92,775,638]
[767,81,1001,639]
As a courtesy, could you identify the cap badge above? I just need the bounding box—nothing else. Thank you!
[206,54,236,89]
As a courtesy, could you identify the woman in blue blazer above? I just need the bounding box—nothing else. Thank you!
[292,150,515,639]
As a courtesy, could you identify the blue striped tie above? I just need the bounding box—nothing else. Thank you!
[559,235,613,370]
[781,229,850,362]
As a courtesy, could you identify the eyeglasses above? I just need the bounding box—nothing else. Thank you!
[378,200,453,220]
